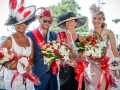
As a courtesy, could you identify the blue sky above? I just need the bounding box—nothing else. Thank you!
[0,0,120,36]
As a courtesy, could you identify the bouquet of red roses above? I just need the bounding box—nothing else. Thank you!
[0,47,15,70]
[76,32,109,60]
[41,40,72,71]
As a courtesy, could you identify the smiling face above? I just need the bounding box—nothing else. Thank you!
[66,19,77,30]
[39,16,53,30]
[15,23,27,33]
[92,13,104,28]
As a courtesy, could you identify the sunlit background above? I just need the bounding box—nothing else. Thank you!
[0,0,120,43]
[0,0,120,89]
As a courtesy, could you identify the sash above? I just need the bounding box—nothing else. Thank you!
[32,28,58,74]
[32,28,46,48]
[58,32,67,42]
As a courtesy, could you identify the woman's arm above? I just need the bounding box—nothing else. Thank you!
[1,37,18,70]
[26,39,34,72]
[109,30,119,57]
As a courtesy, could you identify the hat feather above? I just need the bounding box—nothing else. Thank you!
[9,0,24,17]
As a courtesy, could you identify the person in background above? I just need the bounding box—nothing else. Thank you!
[1,0,36,89]
[117,44,120,55]
[57,12,88,90]
[26,7,58,90]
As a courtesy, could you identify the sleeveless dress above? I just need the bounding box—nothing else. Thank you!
[60,36,85,90]
[4,35,34,90]
[85,31,116,90]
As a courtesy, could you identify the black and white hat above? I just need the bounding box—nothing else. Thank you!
[57,12,88,31]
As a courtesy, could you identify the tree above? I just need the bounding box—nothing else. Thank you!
[48,0,89,33]
[112,18,120,24]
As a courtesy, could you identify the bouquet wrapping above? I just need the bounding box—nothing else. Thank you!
[41,40,72,72]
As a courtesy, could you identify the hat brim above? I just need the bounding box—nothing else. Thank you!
[5,5,36,26]
[57,16,88,31]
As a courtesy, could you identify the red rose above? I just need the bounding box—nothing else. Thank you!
[46,45,50,48]
[93,36,98,41]
[90,41,96,46]
[50,43,53,46]
[86,36,92,41]
[54,49,59,54]
[0,52,4,58]
[81,41,86,45]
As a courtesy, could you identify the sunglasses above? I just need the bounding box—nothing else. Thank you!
[42,19,52,24]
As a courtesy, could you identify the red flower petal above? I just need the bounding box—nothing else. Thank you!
[81,41,86,45]
[86,35,92,41]
[93,36,98,41]
[0,52,4,58]
[54,49,59,54]
[90,41,96,46]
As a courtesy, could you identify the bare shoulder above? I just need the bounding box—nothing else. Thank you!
[27,37,34,45]
[1,36,12,49]
[104,29,115,37]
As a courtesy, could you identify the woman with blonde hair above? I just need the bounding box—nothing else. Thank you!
[85,4,120,90]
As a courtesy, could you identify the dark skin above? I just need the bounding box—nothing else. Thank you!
[2,23,34,72]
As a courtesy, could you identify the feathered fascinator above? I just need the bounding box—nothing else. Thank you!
[4,0,36,26]
[89,4,101,16]
[36,7,52,17]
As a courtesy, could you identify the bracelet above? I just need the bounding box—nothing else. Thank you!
[8,63,11,70]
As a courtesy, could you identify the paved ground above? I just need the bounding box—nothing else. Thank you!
[0,76,5,90]
[0,66,5,90]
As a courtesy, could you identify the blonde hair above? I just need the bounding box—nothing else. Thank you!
[97,11,107,29]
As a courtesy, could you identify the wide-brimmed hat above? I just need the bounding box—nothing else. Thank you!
[57,12,88,30]
[36,7,53,17]
[4,0,36,26]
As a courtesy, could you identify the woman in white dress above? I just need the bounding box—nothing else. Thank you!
[85,4,120,90]
[1,0,36,90]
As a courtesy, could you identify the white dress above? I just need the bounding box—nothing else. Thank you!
[4,35,34,90]
[85,42,116,90]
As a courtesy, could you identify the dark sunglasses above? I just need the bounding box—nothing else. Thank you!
[42,19,52,24]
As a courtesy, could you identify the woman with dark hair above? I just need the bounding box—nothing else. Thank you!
[57,12,88,90]
[1,0,36,90]
[86,4,120,90]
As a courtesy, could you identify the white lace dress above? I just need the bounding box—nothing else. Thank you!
[4,35,34,90]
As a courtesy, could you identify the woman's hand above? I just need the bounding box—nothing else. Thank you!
[25,64,33,73]
[66,60,78,67]
[4,60,18,70]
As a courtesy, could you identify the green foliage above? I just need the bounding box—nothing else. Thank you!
[48,0,88,32]
[112,18,120,24]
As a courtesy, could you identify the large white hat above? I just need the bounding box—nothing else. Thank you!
[57,12,88,31]
[5,0,36,26]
